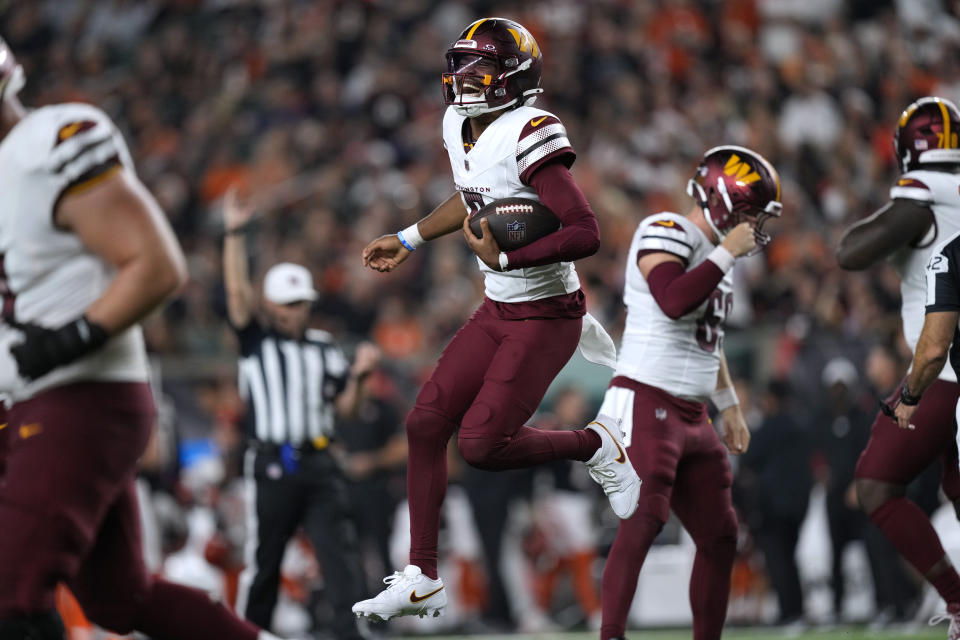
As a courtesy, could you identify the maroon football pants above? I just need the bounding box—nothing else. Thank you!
[601,378,737,640]
[0,382,260,640]
[406,299,601,579]
[856,379,960,493]
[855,379,960,604]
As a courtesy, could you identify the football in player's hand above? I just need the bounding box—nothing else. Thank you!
[469,198,560,251]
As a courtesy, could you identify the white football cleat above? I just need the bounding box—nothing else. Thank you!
[352,565,447,622]
[585,415,641,519]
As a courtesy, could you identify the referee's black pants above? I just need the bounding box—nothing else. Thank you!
[238,444,365,639]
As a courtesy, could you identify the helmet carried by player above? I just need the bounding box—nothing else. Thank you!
[442,17,543,118]
[0,38,24,105]
[687,145,782,249]
[894,96,960,173]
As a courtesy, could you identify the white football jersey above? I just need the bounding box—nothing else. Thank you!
[0,103,149,401]
[615,212,733,401]
[890,169,960,382]
[442,105,581,302]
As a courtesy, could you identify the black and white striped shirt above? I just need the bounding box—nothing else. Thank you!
[234,321,349,446]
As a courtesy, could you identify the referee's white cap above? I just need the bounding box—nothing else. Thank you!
[263,262,318,304]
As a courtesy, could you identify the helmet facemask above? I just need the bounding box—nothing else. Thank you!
[442,50,539,117]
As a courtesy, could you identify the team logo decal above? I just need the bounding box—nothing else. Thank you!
[723,153,761,185]
[506,220,526,243]
[410,586,445,603]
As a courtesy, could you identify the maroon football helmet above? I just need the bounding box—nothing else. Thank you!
[0,38,24,104]
[894,96,960,172]
[686,145,782,249]
[442,17,543,117]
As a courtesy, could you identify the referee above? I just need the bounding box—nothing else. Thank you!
[223,188,376,639]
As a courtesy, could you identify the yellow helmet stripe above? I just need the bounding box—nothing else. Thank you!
[939,99,953,148]
[465,18,487,40]
[898,104,917,128]
[771,164,782,202]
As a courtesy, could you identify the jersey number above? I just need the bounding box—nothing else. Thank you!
[696,289,733,352]
[461,191,485,215]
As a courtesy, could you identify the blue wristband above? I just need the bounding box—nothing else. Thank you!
[397,231,416,252]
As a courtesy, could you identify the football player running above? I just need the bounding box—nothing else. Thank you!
[0,40,279,640]
[597,146,782,640]
[354,17,639,622]
[837,96,960,629]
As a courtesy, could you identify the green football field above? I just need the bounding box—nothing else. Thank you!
[398,627,946,639]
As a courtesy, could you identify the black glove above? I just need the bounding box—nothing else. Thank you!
[10,315,109,381]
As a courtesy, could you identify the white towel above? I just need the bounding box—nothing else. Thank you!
[577,312,617,370]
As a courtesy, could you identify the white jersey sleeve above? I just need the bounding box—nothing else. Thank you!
[635,215,696,264]
[0,103,147,401]
[890,174,934,203]
[615,212,734,400]
[515,113,574,184]
[46,107,131,193]
[890,169,960,382]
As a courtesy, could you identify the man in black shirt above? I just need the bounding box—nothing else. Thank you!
[223,188,378,639]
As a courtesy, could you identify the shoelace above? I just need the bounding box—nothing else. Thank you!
[929,611,958,626]
[382,571,415,593]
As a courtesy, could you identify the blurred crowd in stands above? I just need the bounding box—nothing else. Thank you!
[9,0,960,635]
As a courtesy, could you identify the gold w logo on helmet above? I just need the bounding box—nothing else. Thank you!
[723,154,761,185]
[506,27,540,57]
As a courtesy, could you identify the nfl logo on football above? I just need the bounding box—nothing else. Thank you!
[507,220,526,243]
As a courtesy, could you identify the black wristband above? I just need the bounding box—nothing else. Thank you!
[900,382,922,406]
[10,315,109,381]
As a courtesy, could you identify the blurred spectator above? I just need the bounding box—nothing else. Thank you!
[529,387,603,630]
[813,357,871,621]
[460,464,534,631]
[338,371,409,591]
[739,380,813,624]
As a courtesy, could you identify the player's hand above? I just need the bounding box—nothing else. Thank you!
[721,405,750,454]
[362,234,411,273]
[223,186,255,233]
[720,222,757,258]
[893,400,918,430]
[462,216,502,270]
[8,317,108,382]
[351,342,381,379]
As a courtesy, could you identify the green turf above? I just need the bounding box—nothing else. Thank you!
[397,626,947,639]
